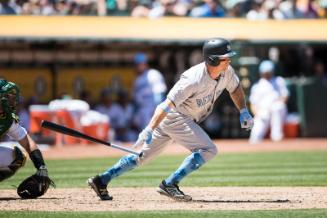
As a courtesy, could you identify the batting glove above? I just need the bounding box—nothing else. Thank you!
[239,108,254,131]
[133,126,153,148]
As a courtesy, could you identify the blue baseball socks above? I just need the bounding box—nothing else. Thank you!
[165,152,205,185]
[99,154,138,184]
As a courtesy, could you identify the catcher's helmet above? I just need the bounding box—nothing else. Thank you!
[203,38,236,66]
[0,79,20,112]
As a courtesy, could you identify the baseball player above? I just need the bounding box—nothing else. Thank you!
[88,38,254,201]
[0,79,53,196]
[133,52,167,130]
[249,60,289,144]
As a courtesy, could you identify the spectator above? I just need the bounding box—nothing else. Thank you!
[95,88,114,118]
[109,89,137,142]
[246,0,267,20]
[190,0,225,17]
[148,0,190,18]
[225,0,251,17]
[79,89,95,109]
[39,0,57,15]
[294,0,319,18]
[130,0,154,17]
[132,52,167,131]
[0,0,17,14]
[249,60,289,144]
[313,60,327,85]
[317,0,327,18]
[94,88,116,139]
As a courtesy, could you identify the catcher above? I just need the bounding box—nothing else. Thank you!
[0,79,54,199]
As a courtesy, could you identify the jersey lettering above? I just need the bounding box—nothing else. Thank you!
[196,94,213,107]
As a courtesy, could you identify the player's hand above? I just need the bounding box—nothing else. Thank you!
[133,127,153,148]
[239,108,254,131]
[36,165,48,178]
[36,165,49,188]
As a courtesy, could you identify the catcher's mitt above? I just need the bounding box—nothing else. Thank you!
[17,174,55,199]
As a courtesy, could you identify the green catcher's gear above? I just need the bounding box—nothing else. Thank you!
[0,79,20,137]
[0,79,21,113]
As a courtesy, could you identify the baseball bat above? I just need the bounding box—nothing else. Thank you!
[41,120,142,157]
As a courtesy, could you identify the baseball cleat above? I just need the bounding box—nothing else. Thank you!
[157,180,192,202]
[87,175,113,201]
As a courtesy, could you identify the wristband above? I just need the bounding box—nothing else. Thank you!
[158,101,171,113]
[29,149,46,170]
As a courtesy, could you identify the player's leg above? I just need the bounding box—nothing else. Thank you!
[270,103,287,141]
[249,115,270,144]
[157,115,217,201]
[88,126,172,200]
[0,142,27,182]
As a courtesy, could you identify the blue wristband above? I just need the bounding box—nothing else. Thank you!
[158,101,171,113]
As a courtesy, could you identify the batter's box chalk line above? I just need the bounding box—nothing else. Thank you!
[192,199,291,203]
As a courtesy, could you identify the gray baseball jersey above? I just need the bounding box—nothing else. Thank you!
[138,62,240,164]
[167,62,239,123]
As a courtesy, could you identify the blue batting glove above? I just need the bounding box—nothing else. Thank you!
[239,108,254,131]
[133,126,153,148]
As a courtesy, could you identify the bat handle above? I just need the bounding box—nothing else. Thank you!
[110,143,143,157]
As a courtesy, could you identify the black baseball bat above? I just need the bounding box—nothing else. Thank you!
[41,120,142,157]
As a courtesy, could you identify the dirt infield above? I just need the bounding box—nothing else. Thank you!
[1,187,327,211]
[1,139,326,212]
[43,138,327,159]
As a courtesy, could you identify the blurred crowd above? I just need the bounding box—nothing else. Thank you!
[14,53,326,144]
[0,0,326,18]
[16,53,167,143]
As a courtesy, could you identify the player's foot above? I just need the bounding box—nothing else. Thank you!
[157,180,192,202]
[87,175,113,200]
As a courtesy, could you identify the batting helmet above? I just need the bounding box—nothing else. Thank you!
[203,38,236,66]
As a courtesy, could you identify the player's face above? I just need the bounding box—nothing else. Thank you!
[207,57,231,79]
[135,63,147,75]
[7,93,18,109]
[261,72,273,80]
[218,58,231,70]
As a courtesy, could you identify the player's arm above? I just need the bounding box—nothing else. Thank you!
[18,134,49,176]
[229,84,247,111]
[133,98,173,148]
[18,134,37,153]
[148,98,174,130]
[6,122,49,180]
[229,84,254,130]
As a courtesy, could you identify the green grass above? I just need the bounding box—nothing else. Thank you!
[0,209,327,218]
[1,151,327,189]
[1,151,327,217]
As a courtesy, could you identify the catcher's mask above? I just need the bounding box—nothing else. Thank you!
[0,79,21,111]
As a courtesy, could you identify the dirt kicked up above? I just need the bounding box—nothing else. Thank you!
[1,187,327,212]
